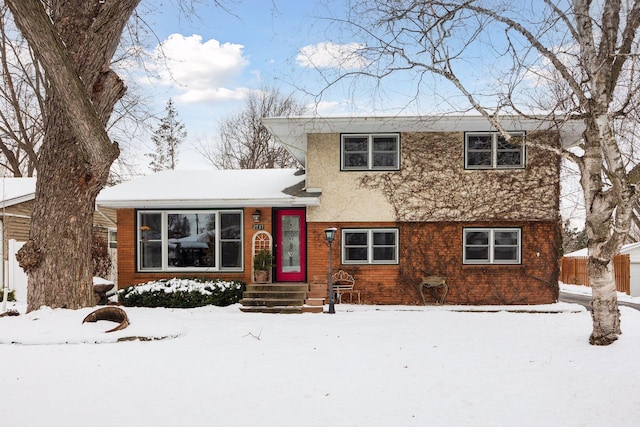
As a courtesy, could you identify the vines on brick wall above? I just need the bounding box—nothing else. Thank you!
[359,131,562,304]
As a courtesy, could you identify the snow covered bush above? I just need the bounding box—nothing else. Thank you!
[118,278,245,308]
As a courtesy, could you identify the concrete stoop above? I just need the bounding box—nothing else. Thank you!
[240,283,327,314]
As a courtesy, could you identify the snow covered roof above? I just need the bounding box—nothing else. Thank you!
[0,177,37,208]
[262,115,586,166]
[96,168,320,208]
[566,242,640,261]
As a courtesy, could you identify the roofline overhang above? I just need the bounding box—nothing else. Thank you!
[262,114,586,167]
[0,193,35,209]
[96,196,321,209]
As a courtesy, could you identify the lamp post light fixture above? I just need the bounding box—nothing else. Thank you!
[324,227,338,314]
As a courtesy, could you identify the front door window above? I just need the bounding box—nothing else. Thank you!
[275,209,306,282]
[281,215,301,273]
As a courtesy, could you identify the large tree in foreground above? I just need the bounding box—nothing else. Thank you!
[326,0,640,344]
[6,0,139,312]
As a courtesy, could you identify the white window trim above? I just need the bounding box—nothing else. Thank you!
[463,228,522,265]
[464,131,526,169]
[341,228,399,265]
[341,133,400,171]
[137,210,243,272]
[108,228,117,249]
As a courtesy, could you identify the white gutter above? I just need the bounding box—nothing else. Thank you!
[1,221,6,313]
[0,193,35,209]
[97,196,321,209]
[0,212,31,219]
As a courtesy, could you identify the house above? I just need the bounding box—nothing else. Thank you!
[97,115,584,306]
[0,178,117,302]
[96,168,319,289]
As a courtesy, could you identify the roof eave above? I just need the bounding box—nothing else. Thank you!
[0,193,35,209]
[96,196,320,209]
[262,115,586,165]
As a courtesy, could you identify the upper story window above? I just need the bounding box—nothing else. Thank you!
[463,228,521,265]
[342,228,399,264]
[465,131,525,169]
[341,134,400,170]
[137,210,243,272]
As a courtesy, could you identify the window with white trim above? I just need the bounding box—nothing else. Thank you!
[465,132,525,169]
[342,228,399,264]
[108,228,117,249]
[463,228,521,264]
[341,134,400,170]
[137,210,243,271]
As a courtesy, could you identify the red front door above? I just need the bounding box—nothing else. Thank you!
[274,209,306,282]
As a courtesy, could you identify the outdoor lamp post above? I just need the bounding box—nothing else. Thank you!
[324,227,338,314]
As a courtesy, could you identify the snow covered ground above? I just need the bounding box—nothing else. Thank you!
[0,284,639,426]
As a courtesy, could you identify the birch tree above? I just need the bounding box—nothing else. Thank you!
[326,0,640,344]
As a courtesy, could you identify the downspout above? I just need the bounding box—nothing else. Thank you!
[1,220,7,313]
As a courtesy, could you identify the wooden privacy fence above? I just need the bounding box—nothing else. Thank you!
[560,254,631,295]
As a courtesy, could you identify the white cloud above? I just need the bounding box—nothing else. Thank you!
[144,34,250,103]
[175,87,250,104]
[296,42,369,70]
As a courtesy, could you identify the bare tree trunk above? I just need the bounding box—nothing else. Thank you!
[588,254,621,344]
[6,0,139,311]
[580,111,634,344]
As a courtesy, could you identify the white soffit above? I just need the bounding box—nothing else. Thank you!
[262,115,586,167]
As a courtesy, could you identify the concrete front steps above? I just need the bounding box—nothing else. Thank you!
[240,283,327,314]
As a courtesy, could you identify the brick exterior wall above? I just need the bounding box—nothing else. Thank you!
[117,208,558,304]
[114,127,561,305]
[306,221,559,305]
[116,207,273,288]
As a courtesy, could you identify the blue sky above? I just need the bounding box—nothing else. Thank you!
[118,0,428,171]
[118,0,550,172]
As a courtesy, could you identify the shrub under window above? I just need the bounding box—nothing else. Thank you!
[118,278,246,308]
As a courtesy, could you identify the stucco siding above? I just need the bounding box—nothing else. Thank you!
[305,130,561,223]
[305,133,395,222]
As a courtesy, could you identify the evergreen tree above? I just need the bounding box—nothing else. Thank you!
[148,99,186,171]
[562,221,588,256]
